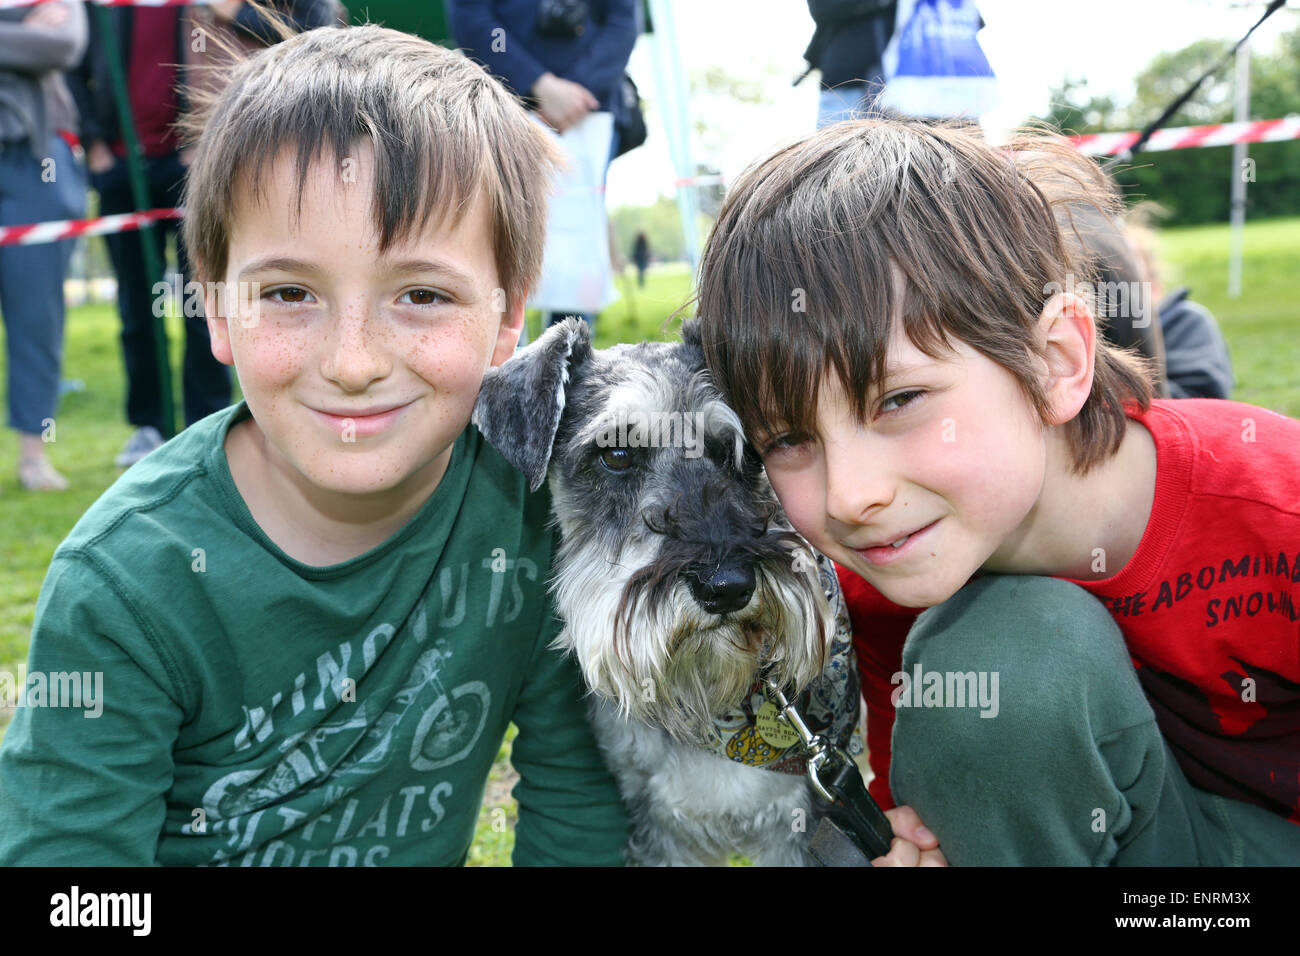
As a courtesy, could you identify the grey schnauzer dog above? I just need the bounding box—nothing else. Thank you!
[473,318,861,866]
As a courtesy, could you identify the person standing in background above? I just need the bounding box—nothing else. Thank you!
[803,1,997,128]
[799,1,897,129]
[632,230,649,288]
[0,2,87,491]
[448,0,638,336]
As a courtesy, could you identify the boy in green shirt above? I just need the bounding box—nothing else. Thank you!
[0,22,629,866]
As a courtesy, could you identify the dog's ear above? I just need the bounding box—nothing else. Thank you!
[473,318,592,492]
[679,317,702,350]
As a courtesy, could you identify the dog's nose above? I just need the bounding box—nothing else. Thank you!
[686,562,755,616]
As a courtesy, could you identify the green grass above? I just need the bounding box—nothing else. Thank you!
[467,724,520,867]
[1,219,1297,865]
[1157,219,1300,418]
[521,261,696,349]
[0,305,217,689]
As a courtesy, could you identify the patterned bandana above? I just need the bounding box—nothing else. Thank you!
[698,551,863,775]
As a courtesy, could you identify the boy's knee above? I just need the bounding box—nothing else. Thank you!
[891,575,1150,771]
[904,575,1131,692]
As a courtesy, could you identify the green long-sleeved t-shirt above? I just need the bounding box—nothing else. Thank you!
[0,400,628,865]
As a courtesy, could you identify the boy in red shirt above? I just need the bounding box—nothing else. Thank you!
[695,118,1300,865]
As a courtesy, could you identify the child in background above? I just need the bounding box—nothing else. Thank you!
[1126,203,1235,400]
[696,117,1300,866]
[1066,203,1169,397]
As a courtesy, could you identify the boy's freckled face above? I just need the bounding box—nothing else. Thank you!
[760,324,1050,608]
[208,143,518,499]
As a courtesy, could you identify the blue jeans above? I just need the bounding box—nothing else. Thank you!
[0,136,85,436]
[816,80,888,129]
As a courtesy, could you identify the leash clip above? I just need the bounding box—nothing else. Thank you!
[763,677,895,861]
[763,678,835,802]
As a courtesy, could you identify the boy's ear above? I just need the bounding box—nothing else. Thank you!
[473,317,592,491]
[490,292,528,367]
[204,285,235,367]
[1037,291,1096,426]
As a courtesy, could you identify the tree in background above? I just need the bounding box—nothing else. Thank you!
[1128,38,1235,127]
[1040,75,1122,138]
[1036,25,1300,225]
[610,63,781,265]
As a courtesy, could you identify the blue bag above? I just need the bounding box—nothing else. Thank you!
[881,0,999,119]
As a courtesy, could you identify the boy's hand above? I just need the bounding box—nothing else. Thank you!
[87,141,117,175]
[22,2,70,29]
[208,0,245,23]
[871,804,949,866]
[531,72,598,133]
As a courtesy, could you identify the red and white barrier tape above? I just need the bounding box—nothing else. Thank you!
[3,118,1294,246]
[1070,116,1300,156]
[0,207,181,247]
[0,181,727,246]
[673,173,726,189]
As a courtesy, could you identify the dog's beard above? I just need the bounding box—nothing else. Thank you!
[551,533,830,744]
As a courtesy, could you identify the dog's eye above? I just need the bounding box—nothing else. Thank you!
[598,448,635,473]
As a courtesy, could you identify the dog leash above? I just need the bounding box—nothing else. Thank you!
[764,679,895,865]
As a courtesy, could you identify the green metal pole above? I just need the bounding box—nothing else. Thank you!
[91,5,177,440]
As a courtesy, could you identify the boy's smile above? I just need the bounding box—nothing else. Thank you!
[760,326,1051,608]
[205,142,522,562]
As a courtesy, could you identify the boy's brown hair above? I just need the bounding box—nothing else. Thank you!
[696,117,1156,476]
[177,15,562,314]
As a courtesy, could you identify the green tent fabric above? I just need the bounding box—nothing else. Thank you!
[350,1,450,44]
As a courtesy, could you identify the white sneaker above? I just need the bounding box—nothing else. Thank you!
[115,426,164,468]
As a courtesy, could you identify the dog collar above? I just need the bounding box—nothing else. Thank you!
[699,552,863,775]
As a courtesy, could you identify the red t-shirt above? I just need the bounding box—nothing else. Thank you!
[842,398,1300,825]
[117,9,181,160]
